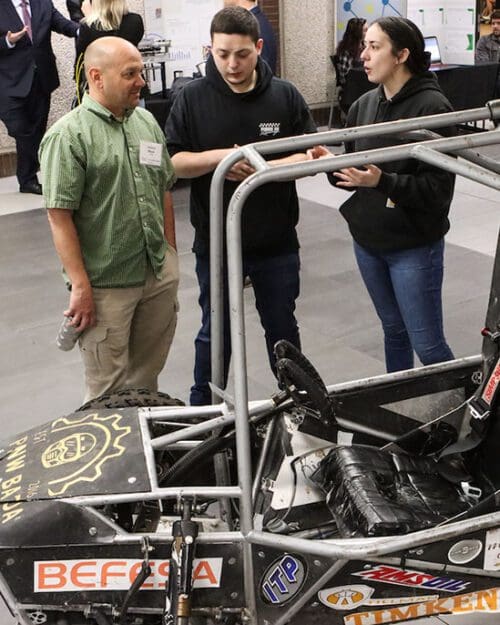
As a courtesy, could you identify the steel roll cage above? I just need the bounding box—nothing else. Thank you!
[4,103,500,625]
[208,101,500,621]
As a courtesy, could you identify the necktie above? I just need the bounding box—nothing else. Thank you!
[20,0,32,41]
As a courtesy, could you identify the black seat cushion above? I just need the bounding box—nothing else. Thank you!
[313,446,471,537]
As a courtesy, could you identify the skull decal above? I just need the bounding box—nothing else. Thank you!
[41,433,97,468]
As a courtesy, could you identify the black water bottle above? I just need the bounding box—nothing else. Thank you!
[56,316,82,351]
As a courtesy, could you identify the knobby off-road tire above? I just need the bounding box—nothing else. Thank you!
[77,388,184,411]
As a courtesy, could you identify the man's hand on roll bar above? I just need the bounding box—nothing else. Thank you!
[225,158,256,181]
[225,144,256,182]
[267,144,333,168]
[224,144,336,182]
[306,145,332,160]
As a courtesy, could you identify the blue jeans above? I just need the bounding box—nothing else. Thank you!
[353,239,454,372]
[190,252,301,405]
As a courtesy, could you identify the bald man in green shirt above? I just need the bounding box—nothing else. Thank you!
[40,37,179,402]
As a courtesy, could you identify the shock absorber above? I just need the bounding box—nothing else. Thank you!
[164,498,199,625]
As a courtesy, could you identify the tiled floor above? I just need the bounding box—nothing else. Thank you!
[1,170,498,420]
[1,136,500,624]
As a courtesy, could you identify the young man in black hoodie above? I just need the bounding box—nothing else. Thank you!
[165,6,316,405]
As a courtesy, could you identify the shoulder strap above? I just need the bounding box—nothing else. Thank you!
[439,349,500,461]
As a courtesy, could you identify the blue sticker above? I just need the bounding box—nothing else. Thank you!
[260,555,307,605]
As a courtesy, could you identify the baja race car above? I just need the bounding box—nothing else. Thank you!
[2,104,500,625]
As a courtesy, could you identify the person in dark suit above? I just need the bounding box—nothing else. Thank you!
[66,0,83,22]
[0,0,78,194]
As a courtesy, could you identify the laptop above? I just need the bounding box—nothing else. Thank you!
[424,36,458,71]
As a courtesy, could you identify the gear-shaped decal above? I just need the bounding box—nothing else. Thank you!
[41,413,131,496]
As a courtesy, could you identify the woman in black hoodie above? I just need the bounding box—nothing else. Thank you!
[328,17,455,373]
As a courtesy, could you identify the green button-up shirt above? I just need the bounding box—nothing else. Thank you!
[40,94,176,288]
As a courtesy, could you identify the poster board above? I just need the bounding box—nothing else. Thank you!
[407,0,476,65]
[143,0,223,87]
[335,0,476,66]
[335,0,408,45]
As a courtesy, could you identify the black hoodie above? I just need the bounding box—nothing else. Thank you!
[165,55,316,257]
[331,72,455,252]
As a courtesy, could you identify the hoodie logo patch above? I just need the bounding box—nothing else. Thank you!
[259,122,280,137]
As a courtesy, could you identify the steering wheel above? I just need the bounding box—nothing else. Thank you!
[274,339,328,394]
[275,355,336,425]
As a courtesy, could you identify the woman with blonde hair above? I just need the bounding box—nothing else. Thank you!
[76,0,144,59]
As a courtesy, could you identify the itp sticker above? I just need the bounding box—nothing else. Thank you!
[260,555,306,605]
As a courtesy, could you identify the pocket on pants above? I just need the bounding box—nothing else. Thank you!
[79,323,130,391]
[79,326,108,367]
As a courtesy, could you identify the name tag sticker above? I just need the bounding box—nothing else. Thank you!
[140,141,162,167]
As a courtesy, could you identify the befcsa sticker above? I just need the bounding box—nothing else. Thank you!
[260,554,306,605]
[34,558,222,592]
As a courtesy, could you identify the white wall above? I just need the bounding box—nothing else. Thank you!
[144,0,221,86]
[281,0,335,109]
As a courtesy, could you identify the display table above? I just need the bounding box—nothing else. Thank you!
[145,93,171,132]
[342,63,499,114]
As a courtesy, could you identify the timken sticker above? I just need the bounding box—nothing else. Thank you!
[34,558,222,592]
[343,587,500,625]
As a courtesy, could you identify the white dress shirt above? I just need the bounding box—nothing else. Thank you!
[6,0,32,48]
[12,0,32,21]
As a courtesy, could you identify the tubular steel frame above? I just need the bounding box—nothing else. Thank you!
[5,104,500,625]
[209,101,500,622]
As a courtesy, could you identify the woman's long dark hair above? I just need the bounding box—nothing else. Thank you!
[336,18,366,59]
[372,17,431,74]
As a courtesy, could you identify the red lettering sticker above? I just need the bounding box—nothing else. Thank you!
[34,558,223,592]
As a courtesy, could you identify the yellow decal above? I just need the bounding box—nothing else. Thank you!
[1,436,28,524]
[42,413,131,496]
[344,587,500,625]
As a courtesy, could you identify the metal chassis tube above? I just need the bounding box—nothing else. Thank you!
[3,109,495,625]
[208,102,500,623]
[209,102,500,397]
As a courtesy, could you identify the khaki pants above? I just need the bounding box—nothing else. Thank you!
[80,247,179,402]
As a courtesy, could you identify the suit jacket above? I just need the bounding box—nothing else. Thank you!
[0,0,77,101]
[250,5,277,75]
[66,0,83,22]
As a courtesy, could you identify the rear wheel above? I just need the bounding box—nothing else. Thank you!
[77,387,184,411]
[76,389,184,530]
